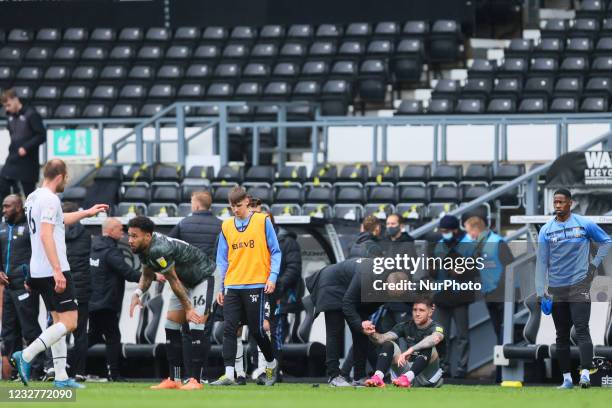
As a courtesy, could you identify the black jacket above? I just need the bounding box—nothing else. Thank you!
[168,210,221,258]
[0,215,30,290]
[306,258,360,314]
[342,258,387,333]
[65,222,92,303]
[89,236,141,312]
[348,232,384,259]
[275,228,303,312]
[1,105,46,182]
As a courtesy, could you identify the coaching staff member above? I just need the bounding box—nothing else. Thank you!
[89,217,142,381]
[211,186,281,387]
[536,188,612,389]
[0,194,43,378]
[0,89,47,200]
[168,191,221,258]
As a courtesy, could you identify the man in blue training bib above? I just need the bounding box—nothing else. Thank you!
[535,188,612,389]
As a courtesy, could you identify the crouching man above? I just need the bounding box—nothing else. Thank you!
[363,296,445,388]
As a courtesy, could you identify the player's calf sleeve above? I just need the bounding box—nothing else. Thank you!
[409,355,429,377]
[164,325,184,381]
[189,330,209,381]
[235,341,246,376]
[375,341,395,373]
[23,322,67,363]
[51,337,68,381]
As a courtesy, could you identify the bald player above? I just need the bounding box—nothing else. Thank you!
[89,217,144,381]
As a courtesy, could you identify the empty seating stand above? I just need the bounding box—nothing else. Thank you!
[1,21,468,119]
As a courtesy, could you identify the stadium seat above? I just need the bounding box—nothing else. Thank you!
[430,164,462,185]
[246,186,273,205]
[180,179,210,202]
[395,99,424,115]
[337,164,368,184]
[244,165,275,185]
[370,164,400,184]
[61,186,87,208]
[277,165,307,185]
[214,165,244,184]
[309,164,337,184]
[429,20,463,63]
[400,164,430,183]
[122,185,151,204]
[462,164,492,185]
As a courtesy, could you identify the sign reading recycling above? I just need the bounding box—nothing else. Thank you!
[584,151,612,185]
[52,129,93,158]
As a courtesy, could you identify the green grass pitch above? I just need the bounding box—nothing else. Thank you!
[0,381,609,408]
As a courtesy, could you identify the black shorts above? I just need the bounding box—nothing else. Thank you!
[27,272,78,313]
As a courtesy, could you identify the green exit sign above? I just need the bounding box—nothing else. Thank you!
[53,129,92,157]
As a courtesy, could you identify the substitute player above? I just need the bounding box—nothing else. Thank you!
[211,186,281,386]
[536,188,612,389]
[364,297,445,388]
[127,216,215,390]
[11,159,108,388]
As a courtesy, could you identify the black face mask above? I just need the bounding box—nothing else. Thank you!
[386,226,401,238]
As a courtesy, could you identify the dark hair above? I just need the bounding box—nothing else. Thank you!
[554,188,572,199]
[413,295,434,308]
[228,186,248,206]
[43,159,67,180]
[248,196,262,208]
[127,215,155,234]
[61,201,79,213]
[387,213,404,224]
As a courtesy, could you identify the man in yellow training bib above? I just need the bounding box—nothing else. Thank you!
[211,186,281,386]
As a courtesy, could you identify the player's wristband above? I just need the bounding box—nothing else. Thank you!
[133,288,144,298]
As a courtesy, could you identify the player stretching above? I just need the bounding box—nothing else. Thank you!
[211,186,281,386]
[536,188,612,389]
[128,216,216,390]
[11,159,108,388]
[364,297,445,388]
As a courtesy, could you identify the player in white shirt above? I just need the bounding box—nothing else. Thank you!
[11,159,108,388]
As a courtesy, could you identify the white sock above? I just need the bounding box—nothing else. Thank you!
[406,371,415,382]
[258,348,266,370]
[51,336,69,381]
[374,370,384,379]
[265,358,277,369]
[235,342,245,377]
[22,323,68,363]
[225,366,235,379]
[563,372,572,382]
[580,369,590,379]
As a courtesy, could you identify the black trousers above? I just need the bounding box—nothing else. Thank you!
[88,309,122,379]
[434,304,469,376]
[1,287,44,377]
[222,288,274,368]
[67,302,88,377]
[1,287,42,355]
[0,177,35,201]
[324,310,346,378]
[549,279,593,373]
[486,301,504,343]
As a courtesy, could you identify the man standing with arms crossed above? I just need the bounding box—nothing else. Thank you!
[11,159,108,388]
[536,188,612,389]
[211,186,281,386]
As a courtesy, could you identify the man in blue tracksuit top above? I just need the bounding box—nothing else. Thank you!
[535,188,612,389]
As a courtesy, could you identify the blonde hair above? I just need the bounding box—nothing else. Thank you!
[191,190,212,210]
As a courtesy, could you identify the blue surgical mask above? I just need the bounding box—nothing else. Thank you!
[442,232,454,241]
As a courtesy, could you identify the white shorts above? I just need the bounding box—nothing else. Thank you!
[167,276,214,317]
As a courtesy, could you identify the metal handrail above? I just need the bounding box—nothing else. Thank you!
[410,130,612,238]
